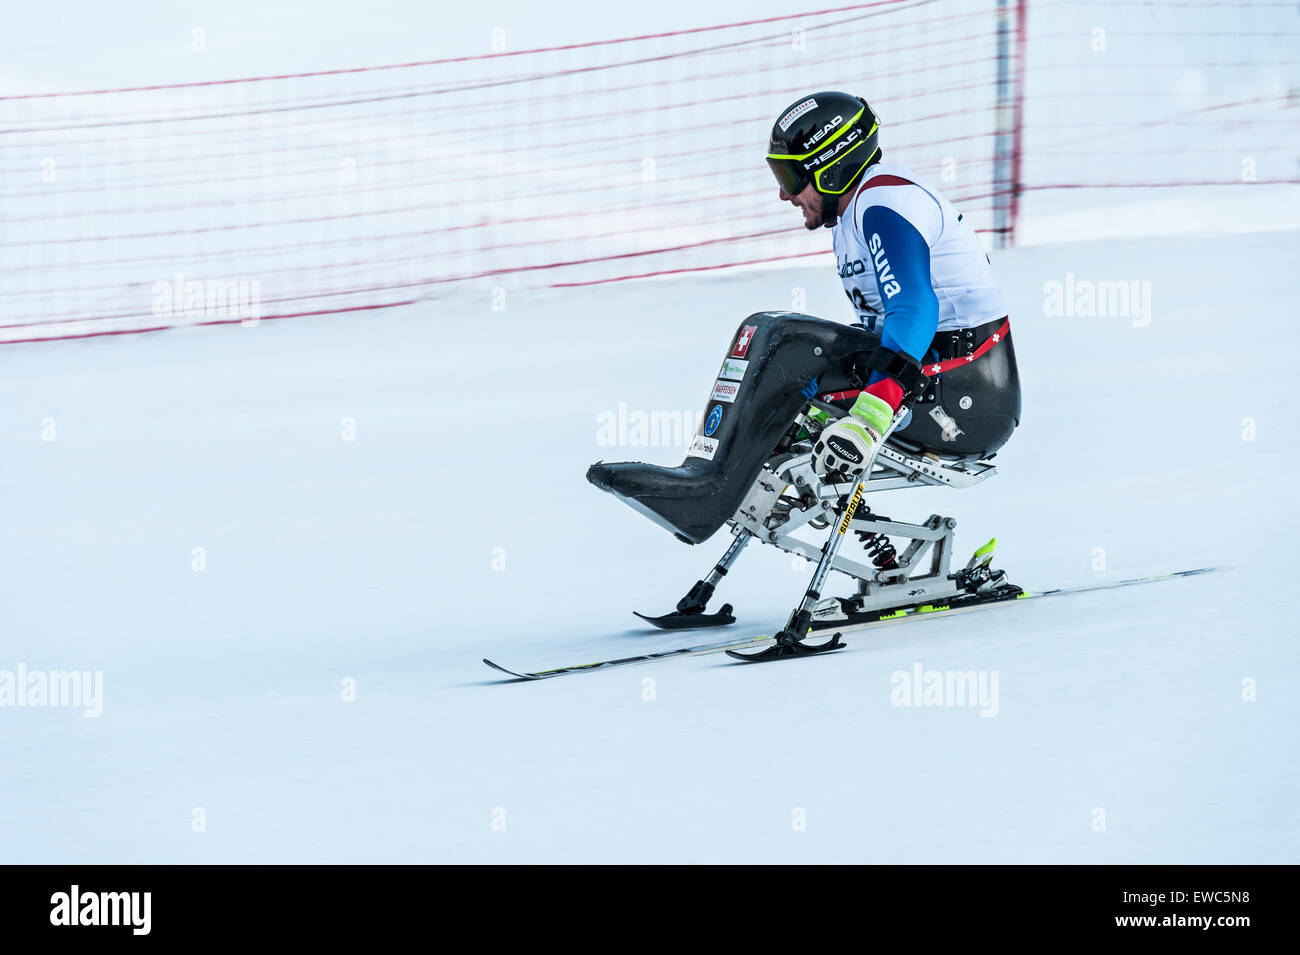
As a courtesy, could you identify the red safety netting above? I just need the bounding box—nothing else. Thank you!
[2,0,1295,344]
[0,0,1012,343]
[1017,0,1300,237]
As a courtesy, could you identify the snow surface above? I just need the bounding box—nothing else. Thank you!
[2,228,1298,863]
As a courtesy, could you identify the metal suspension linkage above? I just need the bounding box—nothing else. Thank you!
[727,413,907,661]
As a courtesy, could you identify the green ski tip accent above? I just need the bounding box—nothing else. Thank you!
[974,538,998,559]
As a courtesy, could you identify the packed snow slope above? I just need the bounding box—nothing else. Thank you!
[2,229,1297,863]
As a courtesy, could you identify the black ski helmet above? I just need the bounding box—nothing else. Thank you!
[767,91,881,227]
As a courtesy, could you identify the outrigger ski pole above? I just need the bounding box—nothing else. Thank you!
[633,528,752,629]
[727,411,905,663]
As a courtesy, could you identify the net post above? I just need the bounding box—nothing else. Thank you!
[1009,0,1028,248]
[992,0,1014,249]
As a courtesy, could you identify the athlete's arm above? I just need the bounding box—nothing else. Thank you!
[860,204,940,364]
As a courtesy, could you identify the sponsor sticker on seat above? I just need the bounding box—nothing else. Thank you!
[711,379,739,403]
[718,357,749,381]
[704,404,723,435]
[731,324,757,358]
[687,435,718,460]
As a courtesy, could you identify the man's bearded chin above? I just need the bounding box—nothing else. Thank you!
[807,192,839,230]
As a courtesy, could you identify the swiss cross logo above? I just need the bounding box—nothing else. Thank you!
[731,324,757,358]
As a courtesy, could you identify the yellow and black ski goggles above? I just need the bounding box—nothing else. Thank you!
[766,111,879,197]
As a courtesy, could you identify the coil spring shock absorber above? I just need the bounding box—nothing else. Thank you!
[855,528,899,570]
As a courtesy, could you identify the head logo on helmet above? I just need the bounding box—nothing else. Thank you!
[767,91,881,229]
[802,116,844,150]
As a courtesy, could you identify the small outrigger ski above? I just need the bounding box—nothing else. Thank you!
[725,631,846,662]
[631,533,749,629]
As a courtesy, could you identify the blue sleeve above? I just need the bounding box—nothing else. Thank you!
[860,204,939,363]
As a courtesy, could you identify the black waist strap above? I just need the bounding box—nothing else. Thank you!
[928,316,1010,361]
